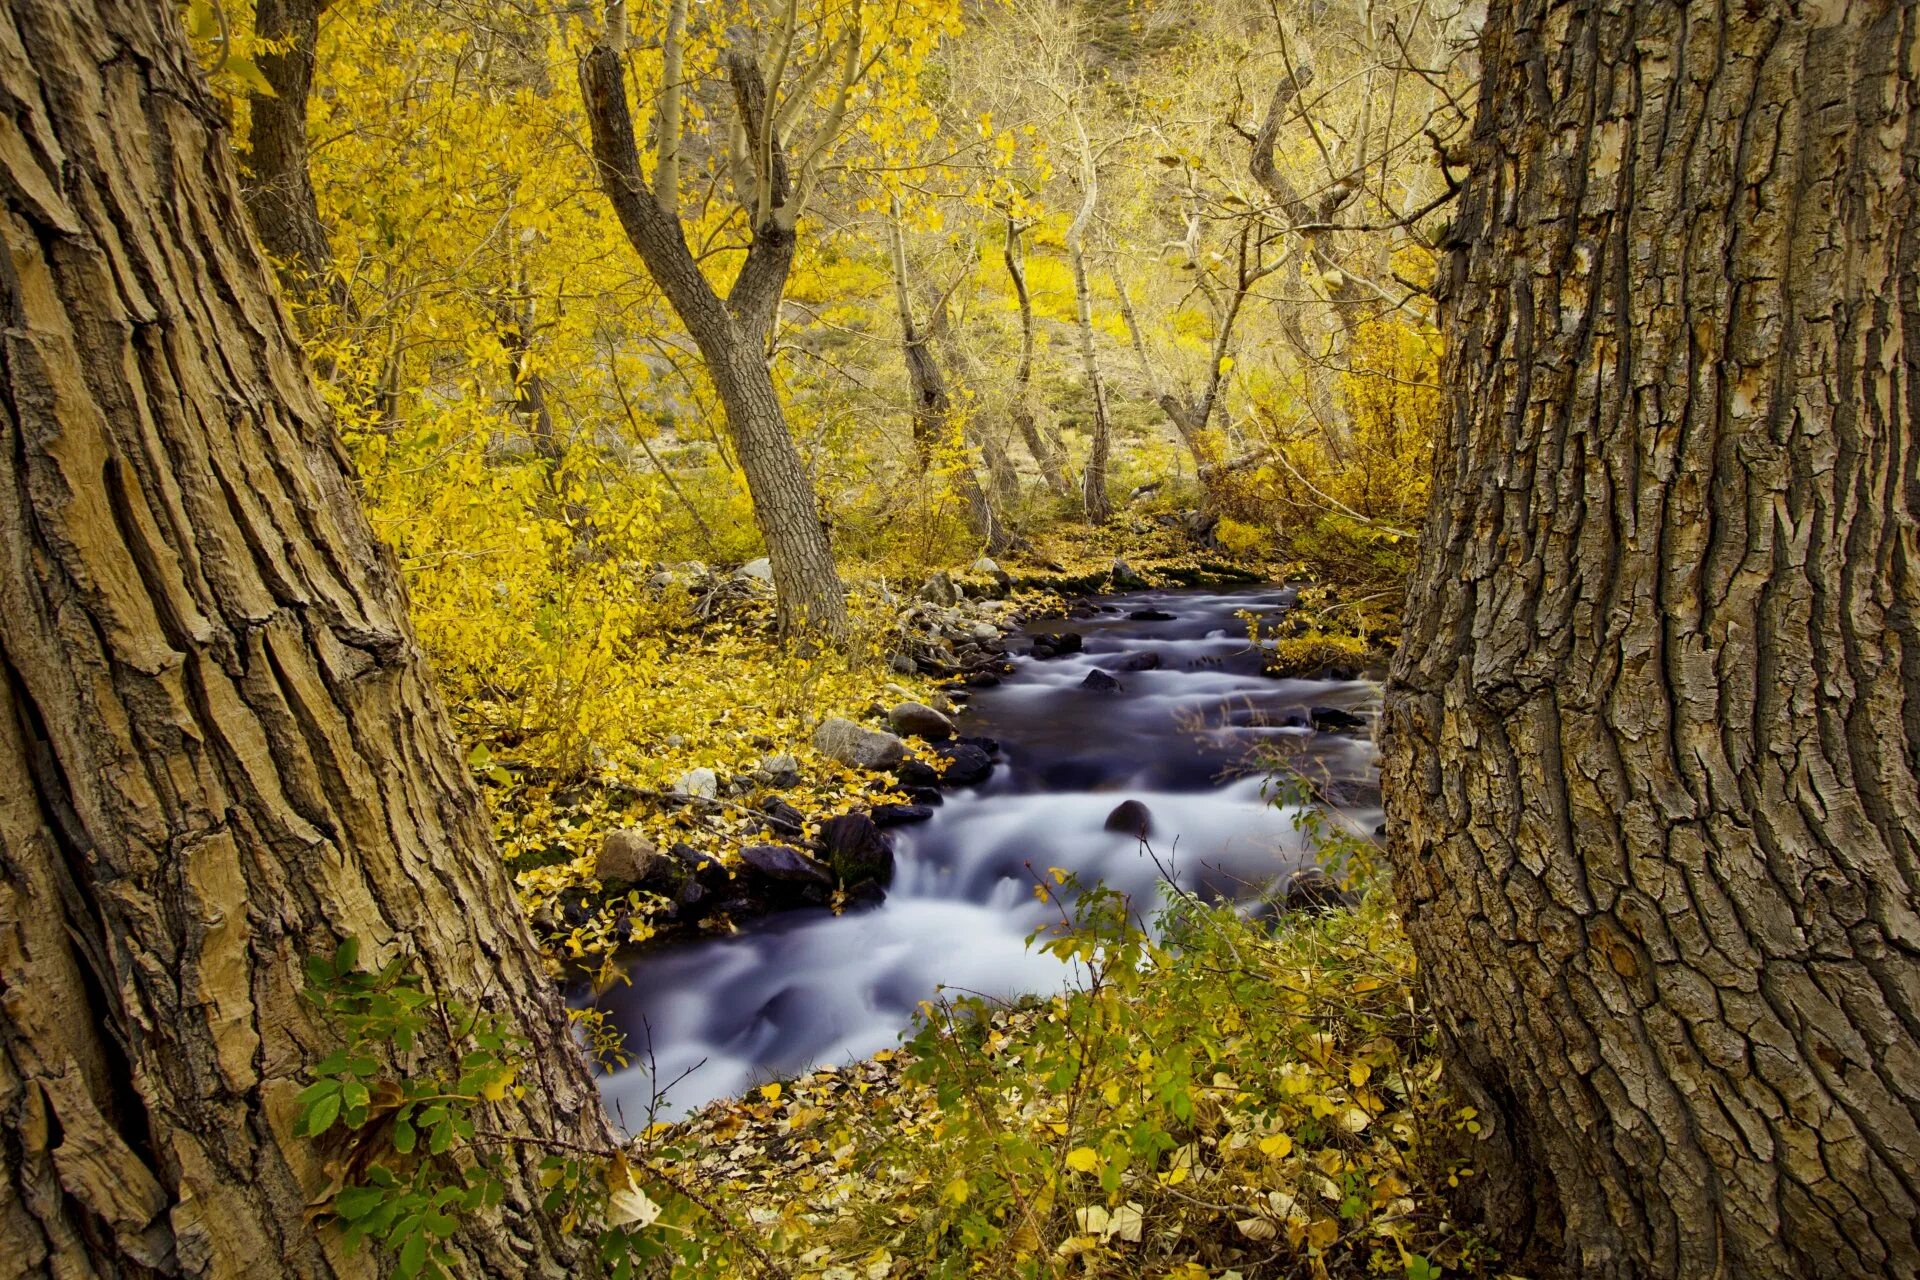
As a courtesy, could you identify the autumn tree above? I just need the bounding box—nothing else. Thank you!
[0,0,609,1271]
[1383,2,1920,1276]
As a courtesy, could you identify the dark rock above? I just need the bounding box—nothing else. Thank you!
[934,742,994,786]
[1127,608,1177,622]
[1081,669,1123,693]
[919,570,957,605]
[760,796,807,836]
[908,786,945,807]
[817,813,894,888]
[739,844,836,900]
[964,671,1002,687]
[842,879,888,909]
[1284,867,1358,913]
[1114,651,1162,672]
[1374,823,1388,839]
[1111,558,1150,590]
[1103,799,1152,839]
[888,701,956,741]
[895,757,942,788]
[758,752,802,787]
[1309,705,1368,733]
[958,734,1000,754]
[1030,632,1083,659]
[870,803,936,828]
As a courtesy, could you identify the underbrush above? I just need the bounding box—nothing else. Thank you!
[653,841,1497,1279]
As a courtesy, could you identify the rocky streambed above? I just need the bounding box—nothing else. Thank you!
[582,584,1382,1123]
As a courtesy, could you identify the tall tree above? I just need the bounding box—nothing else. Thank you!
[1382,2,1920,1277]
[578,0,855,640]
[0,0,607,1272]
[243,0,335,296]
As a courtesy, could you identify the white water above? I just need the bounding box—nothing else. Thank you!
[586,586,1380,1127]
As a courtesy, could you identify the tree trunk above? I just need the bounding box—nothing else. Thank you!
[1002,220,1072,496]
[243,0,335,298]
[0,2,608,1275]
[577,41,849,642]
[1382,3,1920,1277]
[1067,234,1112,524]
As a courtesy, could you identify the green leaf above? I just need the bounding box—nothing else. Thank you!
[398,1228,428,1276]
[334,936,360,974]
[298,1087,342,1137]
[334,1186,388,1223]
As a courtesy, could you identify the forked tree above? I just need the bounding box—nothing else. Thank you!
[0,0,607,1271]
[578,0,859,640]
[1383,2,1920,1276]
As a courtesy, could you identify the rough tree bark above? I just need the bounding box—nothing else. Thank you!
[0,1,609,1274]
[1065,142,1113,524]
[577,30,849,642]
[1382,2,1920,1277]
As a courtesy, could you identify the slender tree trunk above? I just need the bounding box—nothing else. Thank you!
[1002,220,1072,496]
[243,0,335,299]
[577,41,848,641]
[1066,186,1113,524]
[1382,3,1920,1277]
[0,2,608,1274]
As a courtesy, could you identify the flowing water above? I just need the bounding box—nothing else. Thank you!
[586,585,1381,1125]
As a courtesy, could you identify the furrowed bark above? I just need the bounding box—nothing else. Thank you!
[1383,2,1920,1276]
[0,1,609,1274]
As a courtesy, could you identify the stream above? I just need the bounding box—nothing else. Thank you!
[586,585,1382,1125]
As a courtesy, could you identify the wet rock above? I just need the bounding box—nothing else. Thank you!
[934,742,994,786]
[1081,669,1123,693]
[1114,651,1162,672]
[813,717,908,770]
[870,803,936,828]
[1284,867,1358,913]
[1308,706,1368,733]
[888,701,956,741]
[760,796,807,836]
[596,829,667,885]
[739,844,836,895]
[1030,632,1084,660]
[1103,799,1153,839]
[1128,608,1176,622]
[673,767,719,800]
[895,757,942,788]
[907,786,944,807]
[958,734,1000,755]
[817,814,895,888]
[963,671,1002,687]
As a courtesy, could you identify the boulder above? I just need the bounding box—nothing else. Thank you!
[1081,669,1123,693]
[870,803,936,828]
[760,796,807,836]
[1111,558,1150,590]
[737,557,774,583]
[889,701,956,741]
[739,844,836,893]
[813,717,908,771]
[895,757,942,788]
[817,814,895,888]
[1308,706,1368,733]
[970,622,1000,642]
[1283,867,1358,913]
[1114,651,1162,672]
[919,570,957,605]
[889,652,917,675]
[1103,799,1153,839]
[935,742,994,786]
[1128,608,1176,622]
[971,556,1001,576]
[674,767,719,800]
[1030,632,1083,660]
[759,753,802,788]
[596,829,667,885]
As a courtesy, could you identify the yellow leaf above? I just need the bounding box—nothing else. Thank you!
[760,1082,782,1103]
[1064,1147,1100,1174]
[604,1154,662,1229]
[1259,1132,1294,1158]
[944,1176,970,1204]
[1349,1063,1371,1087]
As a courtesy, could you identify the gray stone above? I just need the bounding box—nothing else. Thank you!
[918,570,957,606]
[737,557,774,582]
[888,701,956,741]
[1111,558,1150,590]
[970,622,1000,642]
[759,753,802,788]
[889,652,917,675]
[813,717,908,771]
[971,557,1000,575]
[674,766,719,799]
[597,829,667,885]
[739,844,836,890]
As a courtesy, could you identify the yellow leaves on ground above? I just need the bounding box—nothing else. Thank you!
[1064,1147,1100,1174]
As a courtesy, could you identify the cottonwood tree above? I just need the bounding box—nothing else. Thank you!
[578,0,947,639]
[0,0,609,1271]
[1383,2,1920,1276]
